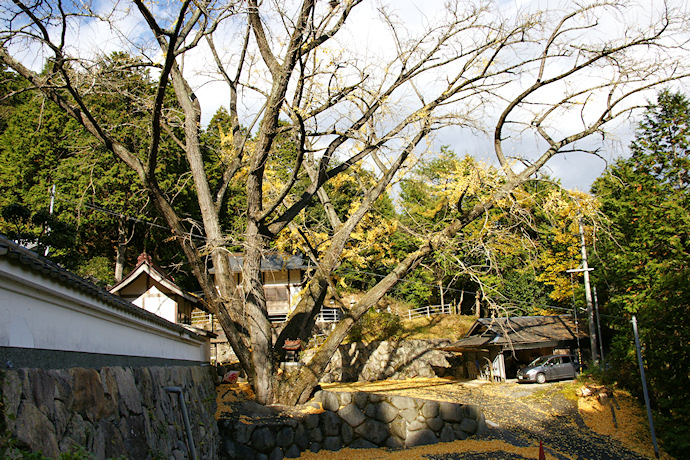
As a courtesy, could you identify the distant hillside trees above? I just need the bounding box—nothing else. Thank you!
[396,147,595,316]
[0,55,197,287]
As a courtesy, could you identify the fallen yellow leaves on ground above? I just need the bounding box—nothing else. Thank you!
[215,382,255,419]
[300,403,325,414]
[322,377,481,401]
[297,439,558,460]
[216,377,673,459]
[577,383,673,459]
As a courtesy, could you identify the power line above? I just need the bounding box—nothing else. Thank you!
[338,266,638,323]
[334,266,582,313]
[54,195,557,312]
[54,195,208,241]
[52,193,630,322]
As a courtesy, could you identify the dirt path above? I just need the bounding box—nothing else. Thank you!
[310,378,658,460]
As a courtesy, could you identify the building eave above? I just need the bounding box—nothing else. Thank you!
[0,235,203,341]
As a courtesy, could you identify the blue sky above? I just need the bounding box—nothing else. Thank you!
[6,0,685,192]
[186,0,675,192]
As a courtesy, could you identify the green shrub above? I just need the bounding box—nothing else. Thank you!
[347,309,403,343]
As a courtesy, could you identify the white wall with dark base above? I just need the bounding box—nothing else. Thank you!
[0,236,209,369]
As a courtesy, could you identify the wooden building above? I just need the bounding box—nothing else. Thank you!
[109,253,198,325]
[442,315,587,382]
[212,253,310,322]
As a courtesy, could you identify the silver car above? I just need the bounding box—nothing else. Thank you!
[516,354,579,384]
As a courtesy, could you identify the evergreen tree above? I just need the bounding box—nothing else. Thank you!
[592,90,690,456]
[0,55,196,286]
[0,64,27,133]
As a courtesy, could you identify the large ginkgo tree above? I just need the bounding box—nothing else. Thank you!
[2,0,689,405]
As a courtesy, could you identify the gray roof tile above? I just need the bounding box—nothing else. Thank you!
[0,235,202,339]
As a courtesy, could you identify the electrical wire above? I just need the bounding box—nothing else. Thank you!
[334,266,580,313]
[52,193,630,321]
[54,195,208,241]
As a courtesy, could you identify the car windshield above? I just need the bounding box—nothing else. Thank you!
[528,356,550,366]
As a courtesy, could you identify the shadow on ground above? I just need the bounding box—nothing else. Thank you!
[425,380,648,460]
[329,378,651,460]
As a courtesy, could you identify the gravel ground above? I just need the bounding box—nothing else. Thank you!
[319,378,654,460]
[446,380,649,460]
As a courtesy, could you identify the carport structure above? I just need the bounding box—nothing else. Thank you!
[441,315,586,381]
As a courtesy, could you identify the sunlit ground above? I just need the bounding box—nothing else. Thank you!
[216,377,671,459]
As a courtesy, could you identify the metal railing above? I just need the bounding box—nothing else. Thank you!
[310,331,329,347]
[269,307,342,324]
[191,311,211,323]
[192,306,343,325]
[317,307,342,323]
[191,311,218,330]
[269,313,288,323]
[406,304,453,320]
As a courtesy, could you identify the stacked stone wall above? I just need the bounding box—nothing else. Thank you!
[303,339,454,383]
[219,389,486,459]
[0,366,218,459]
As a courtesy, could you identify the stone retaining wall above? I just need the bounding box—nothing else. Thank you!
[0,366,218,459]
[219,390,486,459]
[303,339,454,383]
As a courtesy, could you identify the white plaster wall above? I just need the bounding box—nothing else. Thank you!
[289,269,304,313]
[0,259,208,363]
[133,285,177,323]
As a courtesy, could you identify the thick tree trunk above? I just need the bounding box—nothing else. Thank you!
[243,223,275,404]
[274,273,329,360]
[275,247,429,404]
[274,182,522,405]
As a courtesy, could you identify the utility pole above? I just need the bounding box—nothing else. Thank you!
[438,279,445,313]
[44,185,56,257]
[593,286,605,367]
[578,217,599,363]
[568,271,582,366]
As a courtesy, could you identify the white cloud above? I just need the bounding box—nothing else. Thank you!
[6,0,686,191]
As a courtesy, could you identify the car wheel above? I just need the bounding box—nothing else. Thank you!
[536,373,546,384]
